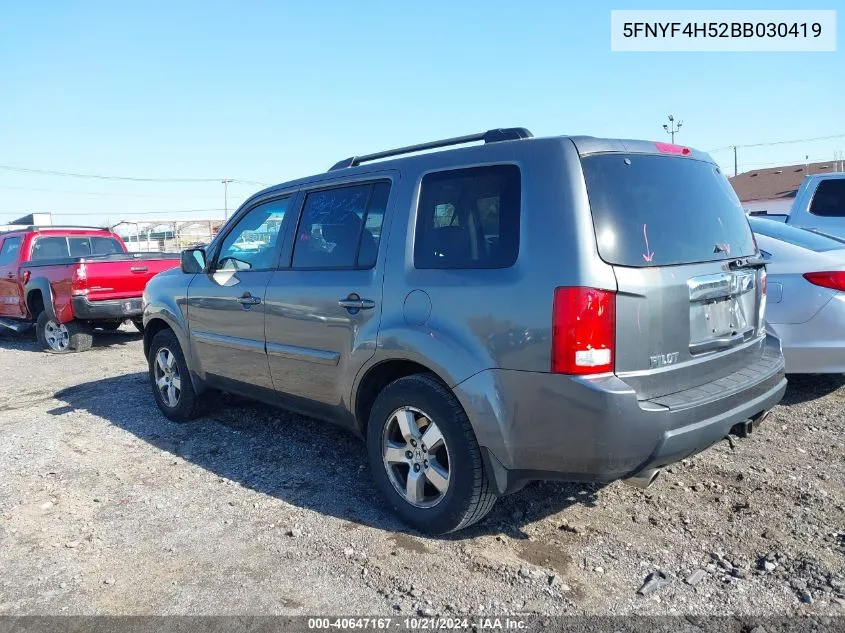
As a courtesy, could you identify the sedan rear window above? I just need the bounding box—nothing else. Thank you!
[749,217,845,252]
[582,154,756,267]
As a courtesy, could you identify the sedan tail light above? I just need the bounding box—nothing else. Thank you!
[803,271,845,291]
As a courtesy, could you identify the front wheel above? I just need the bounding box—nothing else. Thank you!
[147,328,201,422]
[36,312,93,353]
[132,319,144,334]
[366,373,497,535]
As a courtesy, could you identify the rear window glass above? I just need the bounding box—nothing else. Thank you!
[582,154,756,267]
[749,217,845,252]
[91,237,123,255]
[31,237,70,259]
[808,178,845,217]
[68,237,93,257]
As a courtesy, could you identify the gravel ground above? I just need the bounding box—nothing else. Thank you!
[1,326,843,617]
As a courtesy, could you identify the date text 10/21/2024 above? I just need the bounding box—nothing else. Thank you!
[307,617,528,630]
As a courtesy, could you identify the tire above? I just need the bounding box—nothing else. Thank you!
[35,312,93,353]
[147,328,201,422]
[366,373,497,535]
[132,319,144,334]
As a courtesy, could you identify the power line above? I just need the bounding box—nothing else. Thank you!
[0,208,230,218]
[0,184,228,199]
[0,164,269,186]
[708,132,845,153]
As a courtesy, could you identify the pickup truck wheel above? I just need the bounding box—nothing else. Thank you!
[132,319,144,334]
[36,312,93,353]
[366,373,497,535]
[148,329,200,422]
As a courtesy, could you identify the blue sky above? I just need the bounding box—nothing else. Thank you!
[1,0,842,226]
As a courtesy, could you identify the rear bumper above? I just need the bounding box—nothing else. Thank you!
[768,293,845,374]
[71,296,144,321]
[454,334,786,495]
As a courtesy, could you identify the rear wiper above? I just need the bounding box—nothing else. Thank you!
[727,255,767,270]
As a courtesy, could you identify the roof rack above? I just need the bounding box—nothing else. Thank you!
[329,127,533,171]
[0,224,110,233]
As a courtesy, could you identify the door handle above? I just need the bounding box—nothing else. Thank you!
[236,293,262,306]
[338,294,375,311]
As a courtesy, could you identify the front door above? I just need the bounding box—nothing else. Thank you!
[187,196,293,393]
[0,236,24,318]
[264,179,392,422]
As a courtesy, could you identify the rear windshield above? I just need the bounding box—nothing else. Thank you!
[809,178,845,217]
[749,217,845,252]
[31,235,123,260]
[582,154,756,267]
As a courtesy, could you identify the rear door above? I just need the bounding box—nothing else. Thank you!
[264,178,392,422]
[580,149,767,401]
[0,236,25,318]
[186,195,294,392]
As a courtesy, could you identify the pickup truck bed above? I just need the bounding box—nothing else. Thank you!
[0,227,180,352]
[22,252,180,323]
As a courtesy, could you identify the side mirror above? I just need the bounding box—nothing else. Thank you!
[181,248,207,274]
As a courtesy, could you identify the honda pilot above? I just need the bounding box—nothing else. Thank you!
[141,128,786,534]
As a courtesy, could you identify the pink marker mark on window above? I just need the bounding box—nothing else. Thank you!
[642,224,655,263]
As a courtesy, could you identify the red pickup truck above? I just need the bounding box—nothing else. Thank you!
[0,226,180,353]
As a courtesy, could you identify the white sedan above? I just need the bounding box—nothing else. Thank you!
[750,217,845,374]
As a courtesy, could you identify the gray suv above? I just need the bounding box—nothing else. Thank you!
[142,128,787,534]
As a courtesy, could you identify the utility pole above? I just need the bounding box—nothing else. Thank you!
[662,114,683,144]
[733,146,738,177]
[221,179,233,220]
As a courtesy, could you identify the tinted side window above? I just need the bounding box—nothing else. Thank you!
[292,181,390,270]
[809,179,845,217]
[31,237,70,260]
[358,182,389,268]
[0,237,22,265]
[415,165,521,269]
[216,197,291,271]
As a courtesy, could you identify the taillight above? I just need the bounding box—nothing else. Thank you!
[654,142,691,155]
[71,263,89,296]
[758,268,767,332]
[552,287,616,375]
[803,271,845,291]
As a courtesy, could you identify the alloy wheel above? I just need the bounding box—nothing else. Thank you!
[44,320,70,351]
[382,406,451,508]
[154,347,182,408]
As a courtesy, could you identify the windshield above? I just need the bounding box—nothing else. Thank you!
[582,154,756,267]
[749,217,845,252]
